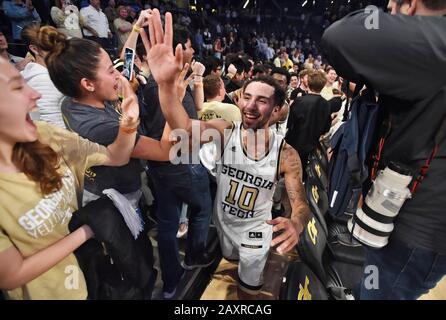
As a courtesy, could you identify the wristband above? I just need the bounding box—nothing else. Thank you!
[194,74,203,83]
[119,126,138,134]
[132,25,141,33]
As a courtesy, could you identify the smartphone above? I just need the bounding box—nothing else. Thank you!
[123,47,136,81]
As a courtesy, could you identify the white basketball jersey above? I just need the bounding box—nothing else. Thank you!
[200,122,286,247]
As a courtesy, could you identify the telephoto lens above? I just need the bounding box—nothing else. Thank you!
[348,162,413,248]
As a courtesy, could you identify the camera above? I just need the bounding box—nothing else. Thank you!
[347,162,413,248]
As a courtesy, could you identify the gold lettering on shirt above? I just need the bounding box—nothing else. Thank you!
[17,169,76,238]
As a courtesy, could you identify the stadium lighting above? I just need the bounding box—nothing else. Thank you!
[243,0,250,9]
[302,0,308,7]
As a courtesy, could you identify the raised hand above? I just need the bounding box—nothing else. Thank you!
[135,9,152,28]
[191,60,205,77]
[227,64,237,77]
[145,9,184,86]
[119,75,139,128]
[176,63,194,102]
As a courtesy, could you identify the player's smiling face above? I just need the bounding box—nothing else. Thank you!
[239,81,276,130]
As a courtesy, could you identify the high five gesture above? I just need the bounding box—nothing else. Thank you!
[144,9,184,86]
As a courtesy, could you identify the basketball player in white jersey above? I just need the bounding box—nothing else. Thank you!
[143,9,311,299]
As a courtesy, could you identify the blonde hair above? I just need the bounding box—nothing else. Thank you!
[117,5,127,13]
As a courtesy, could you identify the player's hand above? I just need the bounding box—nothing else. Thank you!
[145,9,183,86]
[267,217,304,254]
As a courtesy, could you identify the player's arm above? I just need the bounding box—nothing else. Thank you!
[267,143,311,254]
[144,9,231,144]
[160,62,231,144]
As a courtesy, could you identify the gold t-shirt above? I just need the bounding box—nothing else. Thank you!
[0,121,108,300]
[321,86,335,101]
[198,101,242,123]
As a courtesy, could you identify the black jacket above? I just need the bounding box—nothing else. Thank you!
[69,197,157,299]
[322,10,446,253]
[286,94,331,162]
[141,75,198,169]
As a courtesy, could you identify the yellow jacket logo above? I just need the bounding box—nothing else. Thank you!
[298,276,312,300]
[315,164,322,178]
[307,218,318,245]
[311,185,319,203]
[85,168,97,182]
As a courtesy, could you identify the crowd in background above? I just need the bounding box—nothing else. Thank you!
[1,0,445,302]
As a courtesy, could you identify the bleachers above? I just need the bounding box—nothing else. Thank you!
[280,143,364,300]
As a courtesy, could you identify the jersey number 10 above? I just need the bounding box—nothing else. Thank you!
[225,179,259,212]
